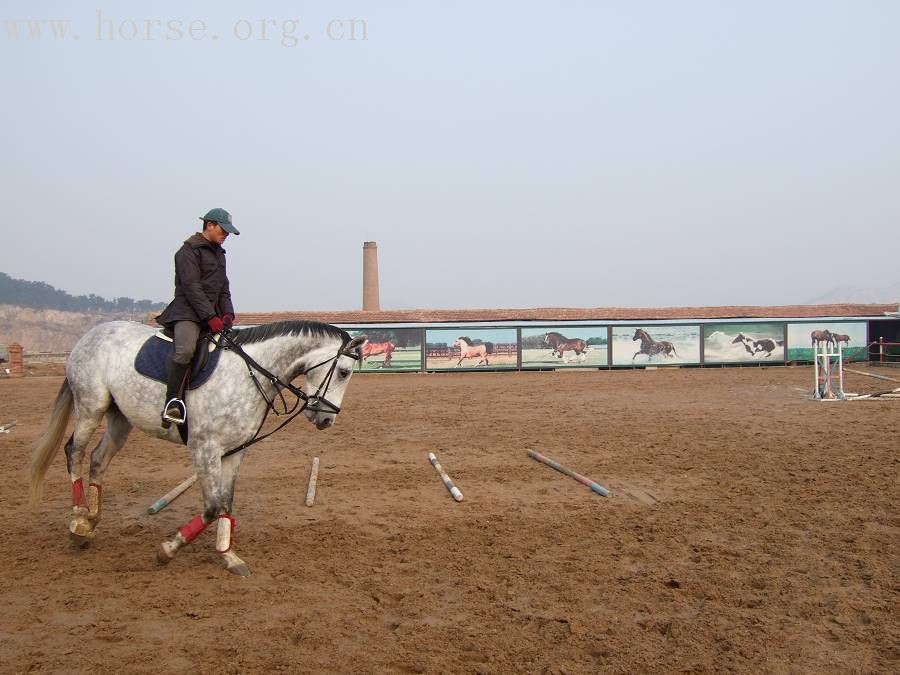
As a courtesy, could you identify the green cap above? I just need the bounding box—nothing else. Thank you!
[200,208,240,235]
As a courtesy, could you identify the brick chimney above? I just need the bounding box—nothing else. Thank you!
[362,241,380,311]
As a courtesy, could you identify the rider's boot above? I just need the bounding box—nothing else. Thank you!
[161,358,190,428]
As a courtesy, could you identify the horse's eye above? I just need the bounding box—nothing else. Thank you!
[339,368,350,378]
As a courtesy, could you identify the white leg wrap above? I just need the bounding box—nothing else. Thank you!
[216,515,234,553]
[87,484,101,519]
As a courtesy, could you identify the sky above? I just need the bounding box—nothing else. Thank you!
[1,1,898,312]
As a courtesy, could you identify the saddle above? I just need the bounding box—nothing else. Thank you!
[134,330,224,390]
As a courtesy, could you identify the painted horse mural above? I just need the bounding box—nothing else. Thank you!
[632,328,678,361]
[362,340,395,367]
[454,336,494,367]
[543,332,589,363]
[732,332,783,357]
[831,333,850,346]
[810,329,834,347]
[29,320,365,576]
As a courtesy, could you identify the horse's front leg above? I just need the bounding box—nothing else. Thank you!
[216,452,248,576]
[156,445,249,576]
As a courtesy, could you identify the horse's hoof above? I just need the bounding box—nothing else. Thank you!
[68,530,92,549]
[221,550,250,577]
[69,517,95,540]
[156,542,175,565]
[226,562,250,577]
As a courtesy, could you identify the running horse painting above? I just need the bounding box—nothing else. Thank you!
[543,332,589,363]
[362,340,395,368]
[732,332,783,357]
[29,320,365,576]
[632,328,678,361]
[453,336,494,367]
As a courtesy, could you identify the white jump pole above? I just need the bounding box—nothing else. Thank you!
[813,341,822,399]
[838,342,844,398]
[305,457,320,507]
[428,452,463,502]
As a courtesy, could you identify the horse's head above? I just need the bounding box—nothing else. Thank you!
[301,334,366,430]
[542,333,555,347]
[731,333,746,344]
[632,328,644,341]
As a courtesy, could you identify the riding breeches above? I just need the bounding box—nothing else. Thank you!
[172,320,201,365]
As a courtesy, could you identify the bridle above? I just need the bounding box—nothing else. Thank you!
[215,330,360,459]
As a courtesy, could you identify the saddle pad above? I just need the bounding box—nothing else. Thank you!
[134,335,223,390]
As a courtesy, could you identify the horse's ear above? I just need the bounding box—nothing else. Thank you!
[347,335,366,350]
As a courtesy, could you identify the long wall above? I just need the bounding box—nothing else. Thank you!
[339,316,897,372]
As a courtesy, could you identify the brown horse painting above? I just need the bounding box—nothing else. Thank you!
[632,328,677,361]
[831,333,850,346]
[810,329,834,347]
[454,336,494,367]
[362,340,395,367]
[543,332,589,363]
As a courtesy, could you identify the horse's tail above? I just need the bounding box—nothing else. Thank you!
[29,378,74,506]
[485,342,494,355]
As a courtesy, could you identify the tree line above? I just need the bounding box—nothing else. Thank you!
[0,272,166,313]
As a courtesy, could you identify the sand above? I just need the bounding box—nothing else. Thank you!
[0,366,897,673]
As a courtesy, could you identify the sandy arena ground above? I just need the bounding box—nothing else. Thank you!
[0,366,897,673]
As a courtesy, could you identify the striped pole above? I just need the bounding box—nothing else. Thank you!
[428,452,463,502]
[146,474,197,514]
[305,457,320,507]
[527,449,610,497]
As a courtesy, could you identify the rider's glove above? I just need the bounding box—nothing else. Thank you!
[207,316,225,333]
[223,313,235,329]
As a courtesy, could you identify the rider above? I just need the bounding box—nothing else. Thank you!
[156,208,240,426]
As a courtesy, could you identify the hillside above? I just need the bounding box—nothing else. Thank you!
[0,305,153,353]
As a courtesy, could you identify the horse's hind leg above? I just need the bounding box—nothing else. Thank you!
[65,402,109,543]
[72,404,132,536]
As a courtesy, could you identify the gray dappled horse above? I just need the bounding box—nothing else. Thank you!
[29,320,365,576]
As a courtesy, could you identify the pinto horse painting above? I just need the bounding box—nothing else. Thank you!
[733,332,783,357]
[362,340,395,368]
[543,332,589,363]
[632,328,678,361]
[454,336,494,367]
[29,320,365,576]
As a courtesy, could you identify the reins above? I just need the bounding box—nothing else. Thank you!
[213,330,359,459]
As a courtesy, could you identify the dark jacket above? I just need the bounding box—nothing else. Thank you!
[156,233,234,326]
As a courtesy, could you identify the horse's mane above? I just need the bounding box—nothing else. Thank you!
[546,332,564,339]
[457,336,474,345]
[230,320,350,346]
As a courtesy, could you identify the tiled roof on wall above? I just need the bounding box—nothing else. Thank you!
[217,303,898,327]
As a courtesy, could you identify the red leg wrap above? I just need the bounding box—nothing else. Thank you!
[178,514,209,543]
[71,478,87,508]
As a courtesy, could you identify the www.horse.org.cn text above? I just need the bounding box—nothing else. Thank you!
[1,11,369,47]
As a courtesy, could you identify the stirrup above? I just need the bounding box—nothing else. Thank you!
[161,398,186,427]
